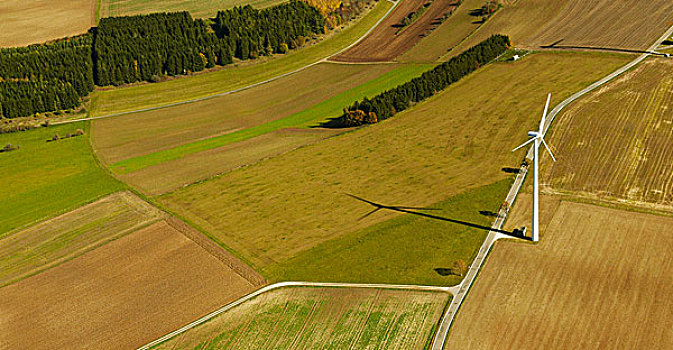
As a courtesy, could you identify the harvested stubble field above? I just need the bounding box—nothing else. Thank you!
[0,217,264,350]
[543,58,673,210]
[89,0,392,117]
[99,0,285,19]
[332,0,459,62]
[159,52,630,278]
[446,0,673,57]
[92,63,399,166]
[447,199,673,349]
[0,122,124,236]
[154,286,450,350]
[0,191,163,287]
[0,0,94,47]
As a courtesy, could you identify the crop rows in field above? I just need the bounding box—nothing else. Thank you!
[155,287,449,350]
[544,58,673,209]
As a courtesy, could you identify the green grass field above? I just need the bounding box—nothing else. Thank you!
[153,286,449,350]
[0,123,124,235]
[110,63,433,174]
[98,0,286,19]
[159,52,631,275]
[264,179,512,286]
[90,0,392,117]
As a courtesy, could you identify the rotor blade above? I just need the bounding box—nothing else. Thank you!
[541,138,556,162]
[345,193,382,208]
[358,208,381,220]
[540,93,551,134]
[512,137,535,152]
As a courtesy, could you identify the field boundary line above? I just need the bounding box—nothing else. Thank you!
[429,23,673,350]
[53,0,400,126]
[137,280,452,349]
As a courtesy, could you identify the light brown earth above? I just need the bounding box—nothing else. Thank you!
[332,0,459,62]
[91,63,395,164]
[543,58,673,210]
[121,128,342,196]
[155,287,449,350]
[0,218,264,350]
[447,0,673,56]
[160,52,630,269]
[447,200,673,349]
[0,191,164,287]
[0,0,94,47]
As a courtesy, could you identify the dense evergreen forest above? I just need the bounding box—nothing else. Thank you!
[0,0,329,120]
[337,35,510,126]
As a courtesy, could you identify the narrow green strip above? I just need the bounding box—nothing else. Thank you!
[111,63,434,174]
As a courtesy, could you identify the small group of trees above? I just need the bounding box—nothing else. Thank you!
[469,0,500,22]
[335,34,510,127]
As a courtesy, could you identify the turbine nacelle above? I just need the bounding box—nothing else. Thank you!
[527,131,540,138]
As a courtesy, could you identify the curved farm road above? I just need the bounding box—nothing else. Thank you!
[430,23,673,350]
[54,0,400,126]
[137,281,454,349]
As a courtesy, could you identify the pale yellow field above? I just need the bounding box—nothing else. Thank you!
[99,0,286,19]
[543,58,673,210]
[0,191,164,287]
[447,0,673,56]
[448,199,673,348]
[0,0,94,47]
[155,287,449,350]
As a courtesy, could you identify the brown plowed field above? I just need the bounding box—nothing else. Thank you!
[447,200,673,349]
[0,191,164,287]
[448,0,673,56]
[543,58,673,210]
[0,0,94,47]
[332,0,458,62]
[0,218,263,349]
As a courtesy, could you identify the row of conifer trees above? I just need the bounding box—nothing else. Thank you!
[0,1,326,119]
[339,34,511,126]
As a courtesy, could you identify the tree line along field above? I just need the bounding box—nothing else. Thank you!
[446,198,673,349]
[331,0,459,62]
[153,286,450,350]
[445,0,673,58]
[543,58,673,210]
[0,214,265,349]
[88,0,391,117]
[98,0,287,19]
[0,0,94,48]
[158,52,630,278]
[0,191,164,287]
[0,122,124,235]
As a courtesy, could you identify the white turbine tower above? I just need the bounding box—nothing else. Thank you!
[512,93,556,242]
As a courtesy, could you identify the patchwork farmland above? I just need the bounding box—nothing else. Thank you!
[3,0,673,348]
[0,215,264,349]
[153,287,450,350]
[447,200,673,349]
[543,58,673,210]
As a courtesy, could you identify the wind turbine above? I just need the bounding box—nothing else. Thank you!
[512,93,556,242]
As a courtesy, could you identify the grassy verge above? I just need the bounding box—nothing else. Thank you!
[263,179,512,286]
[90,0,393,117]
[111,63,433,174]
[0,123,124,235]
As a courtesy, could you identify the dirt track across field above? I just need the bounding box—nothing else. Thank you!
[446,199,673,349]
[0,218,264,350]
[332,0,458,62]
